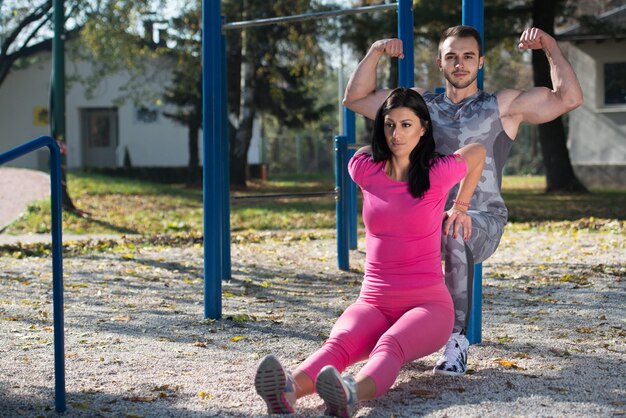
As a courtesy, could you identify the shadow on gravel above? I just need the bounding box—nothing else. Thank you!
[0,384,254,418]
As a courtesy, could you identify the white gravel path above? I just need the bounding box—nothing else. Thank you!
[0,228,624,417]
[0,167,50,232]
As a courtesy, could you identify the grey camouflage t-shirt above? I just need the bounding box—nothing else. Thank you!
[422,90,514,224]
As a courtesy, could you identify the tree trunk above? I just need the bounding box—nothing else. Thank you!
[230,11,255,187]
[532,0,587,193]
[187,114,201,184]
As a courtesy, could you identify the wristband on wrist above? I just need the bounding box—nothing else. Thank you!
[452,199,470,208]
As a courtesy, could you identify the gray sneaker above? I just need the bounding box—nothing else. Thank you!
[255,355,296,414]
[316,365,357,418]
[433,332,469,376]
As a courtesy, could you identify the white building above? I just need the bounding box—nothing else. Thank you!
[0,40,263,171]
[558,6,626,189]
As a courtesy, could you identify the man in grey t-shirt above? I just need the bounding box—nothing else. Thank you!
[343,26,583,376]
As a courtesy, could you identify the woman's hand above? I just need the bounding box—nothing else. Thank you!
[443,207,472,241]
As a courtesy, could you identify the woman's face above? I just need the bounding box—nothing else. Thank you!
[383,106,426,159]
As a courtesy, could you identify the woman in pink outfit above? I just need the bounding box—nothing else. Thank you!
[255,88,486,417]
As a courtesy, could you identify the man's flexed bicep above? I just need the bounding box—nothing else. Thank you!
[343,39,425,120]
[499,86,568,127]
[503,28,583,128]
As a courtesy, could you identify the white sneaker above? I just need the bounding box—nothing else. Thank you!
[433,332,469,376]
[316,365,357,418]
[254,355,296,414]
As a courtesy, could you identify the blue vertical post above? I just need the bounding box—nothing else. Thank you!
[202,0,222,319]
[463,0,484,89]
[335,135,349,271]
[220,16,232,281]
[51,0,67,410]
[343,108,357,250]
[463,0,484,344]
[48,139,65,413]
[397,0,414,88]
[467,262,482,344]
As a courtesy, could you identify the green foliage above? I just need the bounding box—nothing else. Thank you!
[222,0,336,127]
[73,0,168,106]
[162,5,202,122]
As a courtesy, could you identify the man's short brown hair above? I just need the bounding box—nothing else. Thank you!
[438,25,483,57]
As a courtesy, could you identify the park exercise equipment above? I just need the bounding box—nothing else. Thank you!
[203,0,485,344]
[0,136,66,413]
[0,1,483,412]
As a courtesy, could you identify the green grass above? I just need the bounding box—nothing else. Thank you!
[5,173,625,237]
[502,175,626,224]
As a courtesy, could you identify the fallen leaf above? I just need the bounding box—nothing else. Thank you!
[549,348,570,357]
[576,327,593,333]
[66,282,88,289]
[125,396,156,403]
[494,358,526,370]
[70,401,91,410]
[512,352,530,359]
[413,389,437,398]
[548,386,568,393]
[198,391,213,399]
[230,336,245,342]
[495,335,514,343]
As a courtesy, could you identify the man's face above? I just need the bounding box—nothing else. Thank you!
[437,36,484,90]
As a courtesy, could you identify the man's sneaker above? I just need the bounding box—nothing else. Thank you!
[254,354,296,414]
[315,365,357,418]
[433,332,470,376]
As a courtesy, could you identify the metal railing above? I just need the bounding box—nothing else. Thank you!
[0,136,66,412]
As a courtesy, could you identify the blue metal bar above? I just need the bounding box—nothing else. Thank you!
[463,0,484,344]
[343,108,357,250]
[220,16,232,281]
[335,135,349,271]
[463,0,484,90]
[467,263,483,344]
[397,0,414,88]
[0,136,65,412]
[202,0,222,319]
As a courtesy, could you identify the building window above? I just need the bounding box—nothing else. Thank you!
[604,62,626,105]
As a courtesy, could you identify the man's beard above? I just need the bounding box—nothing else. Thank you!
[444,71,478,89]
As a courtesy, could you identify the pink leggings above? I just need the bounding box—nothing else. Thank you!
[297,281,454,398]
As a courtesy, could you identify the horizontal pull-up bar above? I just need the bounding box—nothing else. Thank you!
[222,3,397,31]
[232,190,338,200]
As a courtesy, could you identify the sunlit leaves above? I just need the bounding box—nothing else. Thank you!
[494,358,526,370]
[197,391,212,399]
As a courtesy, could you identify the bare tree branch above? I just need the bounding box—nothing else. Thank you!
[1,1,53,57]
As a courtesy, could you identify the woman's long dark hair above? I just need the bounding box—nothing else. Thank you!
[371,88,439,198]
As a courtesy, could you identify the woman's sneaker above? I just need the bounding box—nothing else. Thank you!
[315,365,357,418]
[254,355,296,414]
[433,332,470,376]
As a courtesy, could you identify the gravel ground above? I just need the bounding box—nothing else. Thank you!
[0,227,624,418]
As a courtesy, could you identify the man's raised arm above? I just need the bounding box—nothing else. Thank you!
[502,27,583,126]
[343,39,419,120]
